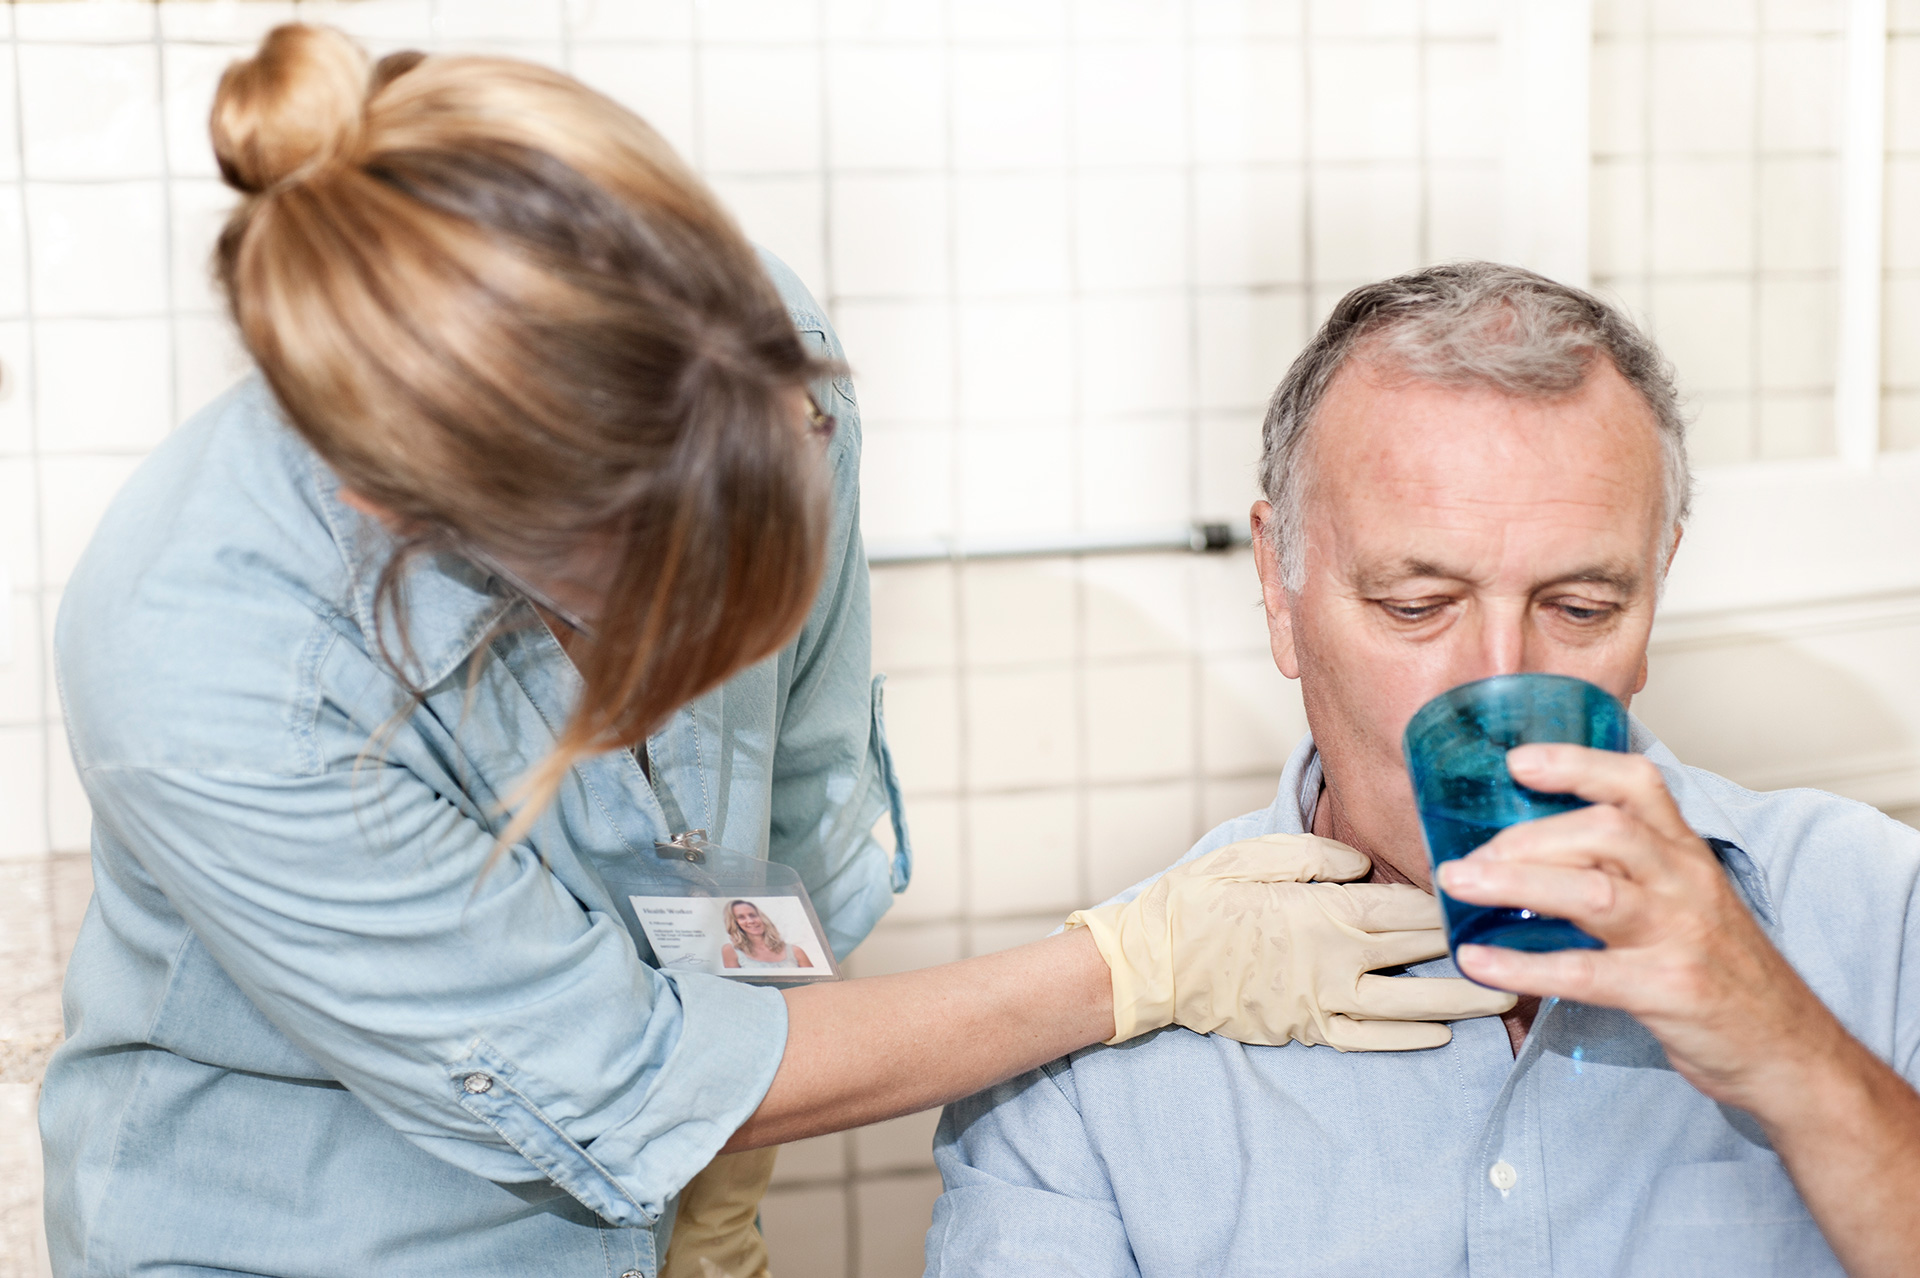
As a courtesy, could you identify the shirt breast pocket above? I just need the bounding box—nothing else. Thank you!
[1611,1160,1842,1278]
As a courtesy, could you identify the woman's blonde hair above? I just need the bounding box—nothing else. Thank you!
[210,26,835,843]
[724,900,787,957]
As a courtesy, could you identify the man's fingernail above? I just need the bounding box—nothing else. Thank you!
[1439,862,1477,890]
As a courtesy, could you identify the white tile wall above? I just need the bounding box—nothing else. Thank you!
[1592,0,1845,464]
[1887,21,1920,443]
[2,4,1908,1277]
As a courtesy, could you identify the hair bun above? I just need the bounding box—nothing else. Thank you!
[211,24,370,194]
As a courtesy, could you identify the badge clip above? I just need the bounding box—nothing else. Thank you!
[655,829,712,864]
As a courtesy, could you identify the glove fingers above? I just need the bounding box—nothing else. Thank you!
[1343,973,1519,1022]
[1307,882,1447,935]
[1321,1015,1454,1053]
[1351,926,1451,972]
[1195,834,1372,885]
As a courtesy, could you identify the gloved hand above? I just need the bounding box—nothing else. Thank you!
[1065,833,1517,1051]
[660,1146,778,1278]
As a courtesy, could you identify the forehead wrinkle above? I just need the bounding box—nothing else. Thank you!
[1348,557,1453,593]
[1361,483,1652,520]
[1347,552,1647,596]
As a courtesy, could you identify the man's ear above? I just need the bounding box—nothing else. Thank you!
[1249,500,1301,680]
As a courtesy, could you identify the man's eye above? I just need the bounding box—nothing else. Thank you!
[1552,599,1615,623]
[1379,600,1448,621]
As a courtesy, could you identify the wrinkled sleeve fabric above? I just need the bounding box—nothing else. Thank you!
[757,247,911,961]
[927,1063,1141,1278]
[81,758,787,1227]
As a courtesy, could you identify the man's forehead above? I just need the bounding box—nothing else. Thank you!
[1307,362,1665,512]
[1300,360,1670,581]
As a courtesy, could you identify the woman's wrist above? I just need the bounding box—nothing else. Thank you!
[728,926,1123,1150]
[1058,924,1120,1047]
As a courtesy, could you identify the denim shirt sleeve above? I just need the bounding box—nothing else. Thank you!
[77,757,788,1228]
[756,248,912,959]
[927,1063,1140,1277]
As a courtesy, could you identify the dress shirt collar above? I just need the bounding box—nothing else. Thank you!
[1272,717,1779,929]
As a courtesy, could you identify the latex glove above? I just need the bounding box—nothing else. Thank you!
[660,1146,778,1278]
[1065,833,1517,1051]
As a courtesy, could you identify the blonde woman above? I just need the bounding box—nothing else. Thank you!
[720,901,815,972]
[37,25,1511,1278]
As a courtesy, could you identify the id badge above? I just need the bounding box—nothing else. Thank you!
[629,831,842,986]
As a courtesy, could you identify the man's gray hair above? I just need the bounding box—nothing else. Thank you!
[1259,261,1693,591]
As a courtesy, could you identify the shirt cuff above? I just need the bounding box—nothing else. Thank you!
[451,971,788,1226]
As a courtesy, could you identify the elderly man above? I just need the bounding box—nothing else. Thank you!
[925,263,1920,1277]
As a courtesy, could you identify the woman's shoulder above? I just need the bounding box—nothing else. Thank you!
[57,377,369,773]
[755,247,829,338]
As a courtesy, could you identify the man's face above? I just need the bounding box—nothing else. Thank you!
[1251,357,1675,886]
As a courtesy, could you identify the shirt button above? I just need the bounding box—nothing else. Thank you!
[1488,1160,1518,1191]
[462,1072,494,1095]
[620,1271,644,1278]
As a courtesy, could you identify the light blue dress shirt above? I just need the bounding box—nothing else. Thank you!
[40,252,909,1278]
[929,726,1920,1277]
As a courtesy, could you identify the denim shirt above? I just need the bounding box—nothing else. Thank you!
[929,726,1920,1277]
[40,252,909,1278]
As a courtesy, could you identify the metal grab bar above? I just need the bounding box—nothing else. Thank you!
[865,521,1249,566]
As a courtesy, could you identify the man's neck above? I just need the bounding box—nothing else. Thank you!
[1306,784,1423,887]
[1310,780,1539,1055]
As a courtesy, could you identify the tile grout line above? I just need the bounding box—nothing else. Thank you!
[3,0,62,1005]
[1751,15,1764,460]
[1062,14,1082,542]
[1416,0,1431,267]
[815,0,832,330]
[152,3,180,483]
[940,0,974,979]
[1180,0,1205,856]
[8,0,56,879]
[1300,2,1316,347]
[687,0,704,173]
[804,0,862,1250]
[1639,1,1655,424]
[1066,2,1091,924]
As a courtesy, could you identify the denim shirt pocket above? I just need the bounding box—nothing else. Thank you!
[870,673,912,893]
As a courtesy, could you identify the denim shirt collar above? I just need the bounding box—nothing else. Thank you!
[307,447,521,693]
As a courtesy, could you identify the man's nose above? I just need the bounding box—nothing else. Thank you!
[1461,602,1529,681]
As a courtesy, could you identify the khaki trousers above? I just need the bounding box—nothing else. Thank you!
[659,1146,779,1278]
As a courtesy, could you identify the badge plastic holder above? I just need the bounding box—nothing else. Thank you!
[628,831,841,986]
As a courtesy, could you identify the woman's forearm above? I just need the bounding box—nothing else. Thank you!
[722,927,1115,1151]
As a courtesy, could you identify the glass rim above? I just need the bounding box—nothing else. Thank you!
[1402,672,1627,764]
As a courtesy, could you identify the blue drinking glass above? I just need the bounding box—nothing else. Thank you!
[1402,673,1628,955]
